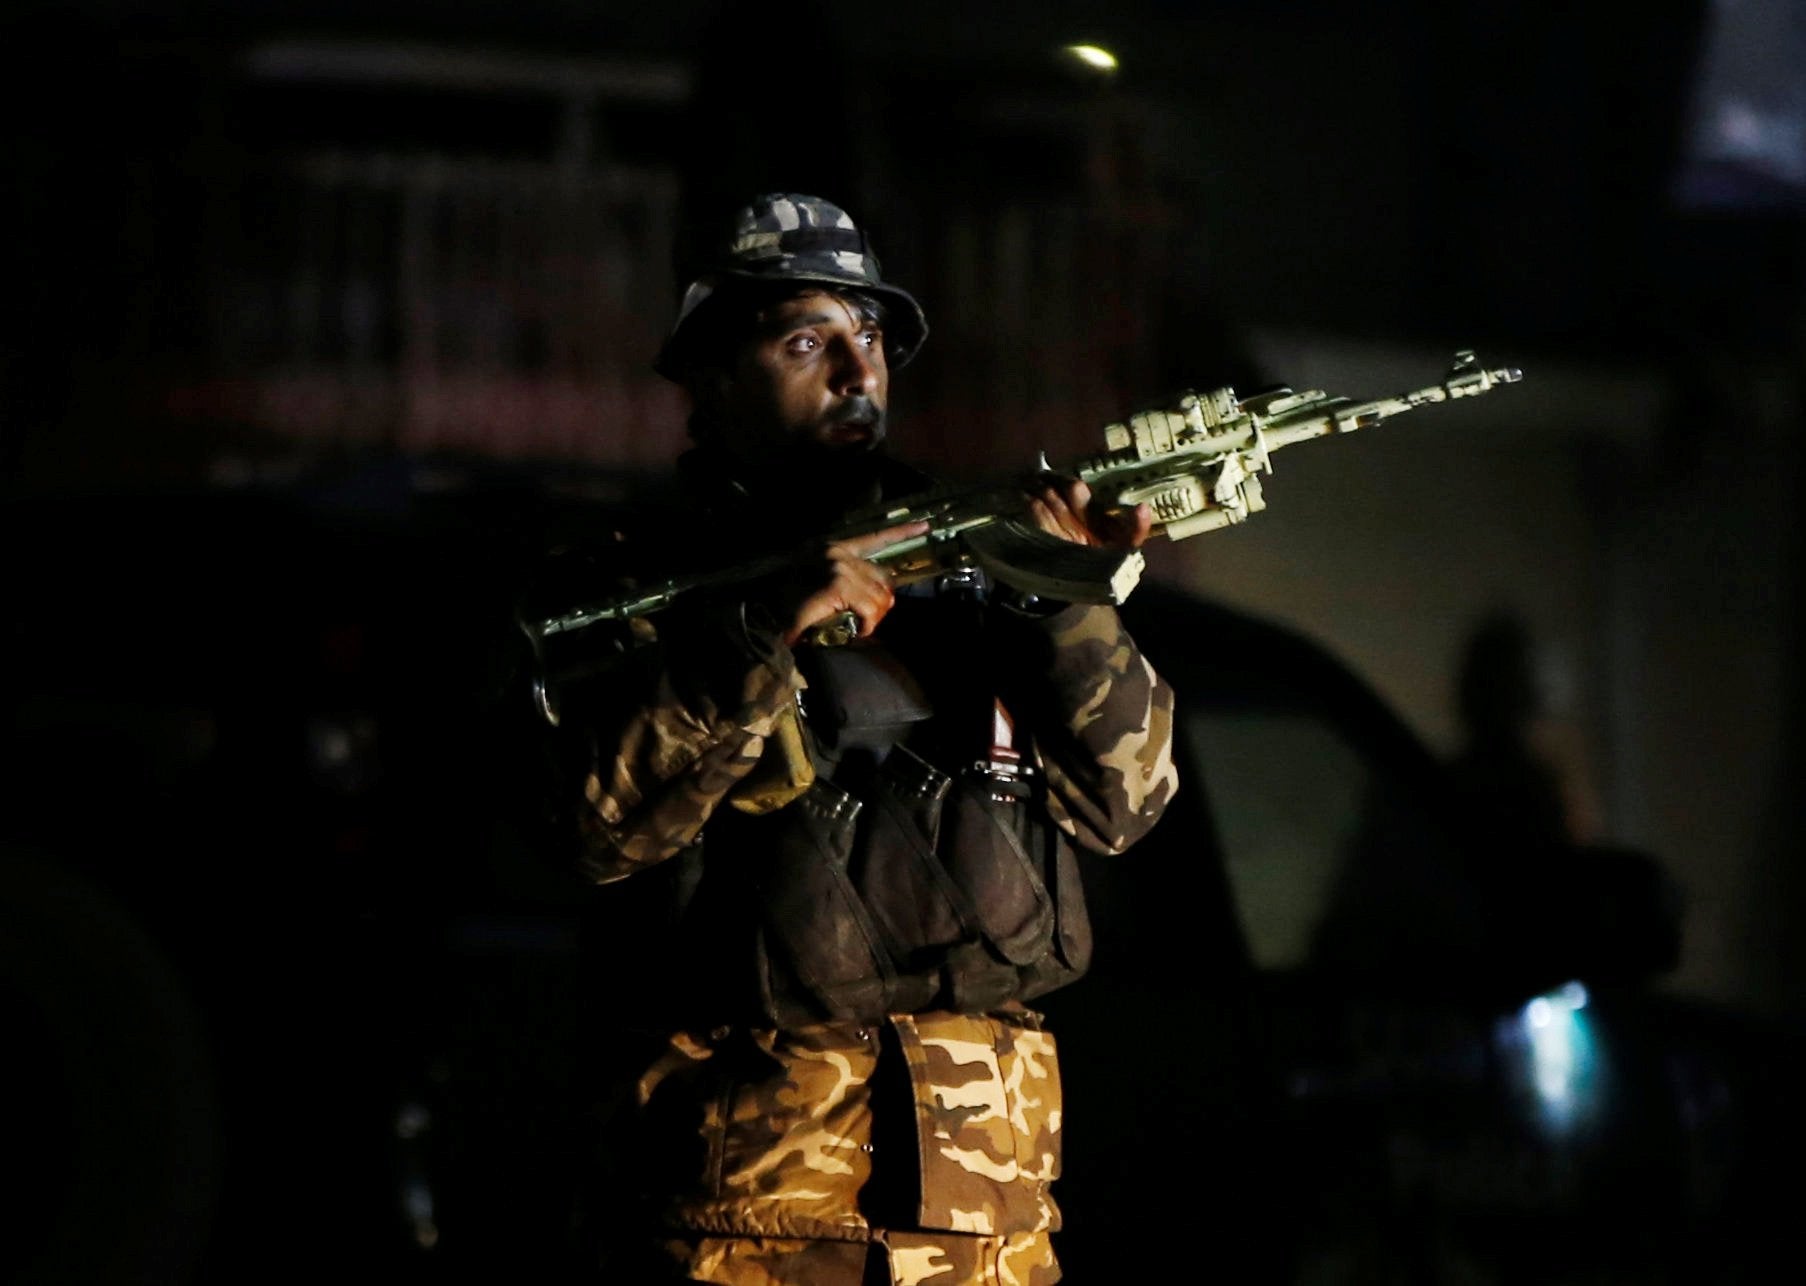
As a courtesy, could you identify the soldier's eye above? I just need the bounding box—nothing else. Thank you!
[784,333,820,354]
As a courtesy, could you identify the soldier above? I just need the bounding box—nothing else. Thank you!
[551,193,1177,1284]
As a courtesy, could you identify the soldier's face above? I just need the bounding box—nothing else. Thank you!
[716,289,889,464]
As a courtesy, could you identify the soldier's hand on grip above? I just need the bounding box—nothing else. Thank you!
[759,520,929,647]
[1026,477,1153,551]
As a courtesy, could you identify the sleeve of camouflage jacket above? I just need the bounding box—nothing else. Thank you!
[993,602,1178,855]
[567,600,804,884]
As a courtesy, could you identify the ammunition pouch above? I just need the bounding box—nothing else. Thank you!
[740,761,1092,1026]
[595,599,1096,1030]
[732,639,1093,1027]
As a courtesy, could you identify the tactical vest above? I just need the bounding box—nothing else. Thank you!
[614,580,1095,1030]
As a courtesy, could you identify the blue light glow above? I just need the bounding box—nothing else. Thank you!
[1514,980,1600,1133]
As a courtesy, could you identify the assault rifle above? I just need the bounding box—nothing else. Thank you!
[523,350,1520,720]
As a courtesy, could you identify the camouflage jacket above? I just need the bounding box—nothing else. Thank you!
[573,593,1176,880]
[555,453,1176,1248]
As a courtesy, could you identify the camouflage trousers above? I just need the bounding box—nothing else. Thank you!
[652,1228,1060,1284]
[602,1010,1067,1284]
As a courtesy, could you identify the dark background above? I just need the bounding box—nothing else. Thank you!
[2,1,1801,1282]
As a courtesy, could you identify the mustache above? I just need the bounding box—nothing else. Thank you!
[826,396,885,429]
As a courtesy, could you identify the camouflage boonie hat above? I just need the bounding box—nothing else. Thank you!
[655,193,929,380]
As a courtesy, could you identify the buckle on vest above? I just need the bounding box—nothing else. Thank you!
[965,756,1038,804]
